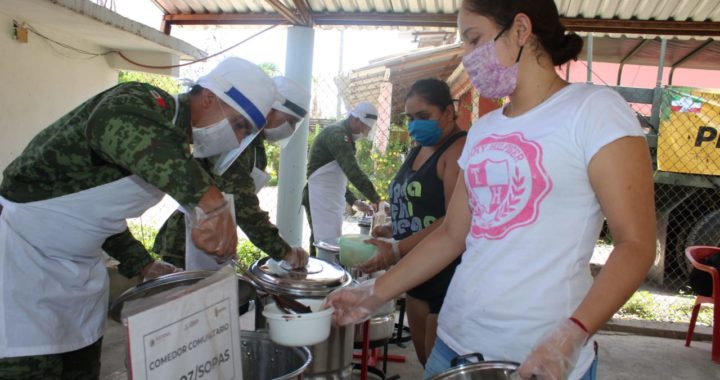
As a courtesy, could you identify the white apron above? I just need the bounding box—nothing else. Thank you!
[308,161,347,245]
[184,193,235,271]
[0,175,164,357]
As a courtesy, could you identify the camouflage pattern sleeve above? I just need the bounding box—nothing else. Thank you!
[344,187,358,206]
[85,85,214,207]
[102,228,154,278]
[219,143,291,261]
[325,128,381,203]
[152,210,187,267]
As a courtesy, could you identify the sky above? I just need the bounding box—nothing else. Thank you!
[112,1,419,78]
[111,0,421,117]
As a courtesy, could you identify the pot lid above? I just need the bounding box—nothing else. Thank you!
[108,271,256,322]
[357,215,372,227]
[247,257,351,297]
[313,240,339,252]
[427,360,519,380]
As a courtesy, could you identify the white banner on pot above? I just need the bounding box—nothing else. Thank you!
[124,267,242,380]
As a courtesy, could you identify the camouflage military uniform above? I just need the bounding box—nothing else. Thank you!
[0,83,215,377]
[0,339,102,380]
[302,119,380,253]
[153,134,291,267]
[0,83,216,277]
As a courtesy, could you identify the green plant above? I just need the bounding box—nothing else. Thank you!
[118,71,181,94]
[127,222,161,260]
[618,290,657,319]
[351,127,410,200]
[235,239,267,270]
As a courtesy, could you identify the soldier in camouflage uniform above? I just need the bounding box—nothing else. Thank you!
[0,57,277,379]
[303,102,381,255]
[153,76,312,269]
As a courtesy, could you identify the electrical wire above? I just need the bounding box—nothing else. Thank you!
[116,24,282,69]
[20,22,282,69]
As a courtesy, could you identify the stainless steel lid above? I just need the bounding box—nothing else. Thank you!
[427,360,520,380]
[313,240,340,253]
[247,257,352,297]
[109,271,257,322]
[357,215,372,227]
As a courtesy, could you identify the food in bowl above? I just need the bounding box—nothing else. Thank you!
[262,298,333,346]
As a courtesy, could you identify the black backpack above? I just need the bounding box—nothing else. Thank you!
[689,252,720,297]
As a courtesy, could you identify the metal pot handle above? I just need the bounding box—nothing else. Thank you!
[450,352,485,367]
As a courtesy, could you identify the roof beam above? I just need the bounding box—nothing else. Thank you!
[293,0,314,26]
[265,0,305,26]
[668,39,715,84]
[561,19,720,36]
[161,12,720,36]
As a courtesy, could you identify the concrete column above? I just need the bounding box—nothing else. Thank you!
[276,26,315,246]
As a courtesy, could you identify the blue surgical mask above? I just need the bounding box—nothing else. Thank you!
[408,119,442,146]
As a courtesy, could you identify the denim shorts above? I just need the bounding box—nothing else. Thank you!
[423,338,598,380]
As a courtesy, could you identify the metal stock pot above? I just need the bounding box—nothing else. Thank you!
[249,256,354,380]
[241,330,312,380]
[108,271,259,324]
[427,353,521,380]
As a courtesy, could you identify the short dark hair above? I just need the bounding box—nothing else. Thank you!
[405,78,454,113]
[189,84,205,95]
[462,0,583,66]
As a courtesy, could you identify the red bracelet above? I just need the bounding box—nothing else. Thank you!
[569,317,589,334]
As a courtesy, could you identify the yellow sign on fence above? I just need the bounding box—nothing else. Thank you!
[657,86,720,175]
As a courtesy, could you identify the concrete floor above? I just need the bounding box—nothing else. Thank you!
[99,313,719,380]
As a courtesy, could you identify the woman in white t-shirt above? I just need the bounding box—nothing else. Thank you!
[326,1,656,379]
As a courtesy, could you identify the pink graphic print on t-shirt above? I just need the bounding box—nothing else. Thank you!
[465,133,552,240]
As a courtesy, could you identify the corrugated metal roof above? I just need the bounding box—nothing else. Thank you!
[337,43,463,118]
[153,0,720,23]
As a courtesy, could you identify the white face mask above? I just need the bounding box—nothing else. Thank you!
[264,122,294,143]
[191,119,240,158]
[352,132,366,141]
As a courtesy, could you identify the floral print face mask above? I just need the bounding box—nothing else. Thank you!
[462,26,524,99]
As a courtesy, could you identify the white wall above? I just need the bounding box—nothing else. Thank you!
[0,13,117,177]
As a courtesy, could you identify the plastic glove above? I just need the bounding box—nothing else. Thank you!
[190,200,238,261]
[353,200,373,215]
[371,224,393,238]
[323,279,387,326]
[141,260,182,281]
[283,246,309,269]
[358,239,399,273]
[517,319,590,380]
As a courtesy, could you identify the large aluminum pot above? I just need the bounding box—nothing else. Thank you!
[427,353,521,380]
[248,257,354,380]
[241,330,311,380]
[108,271,259,324]
[314,240,340,264]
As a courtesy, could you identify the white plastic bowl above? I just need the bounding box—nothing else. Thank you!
[262,298,333,347]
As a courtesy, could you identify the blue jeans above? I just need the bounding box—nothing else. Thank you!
[423,338,598,380]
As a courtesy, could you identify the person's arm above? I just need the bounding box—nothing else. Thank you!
[326,131,381,203]
[517,136,655,380]
[327,173,471,324]
[344,187,358,206]
[102,229,154,278]
[572,136,656,333]
[86,87,234,257]
[374,172,470,299]
[217,148,291,261]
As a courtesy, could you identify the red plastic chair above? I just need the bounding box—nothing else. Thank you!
[685,246,720,363]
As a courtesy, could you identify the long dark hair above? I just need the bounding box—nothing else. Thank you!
[462,0,583,65]
[405,78,454,114]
